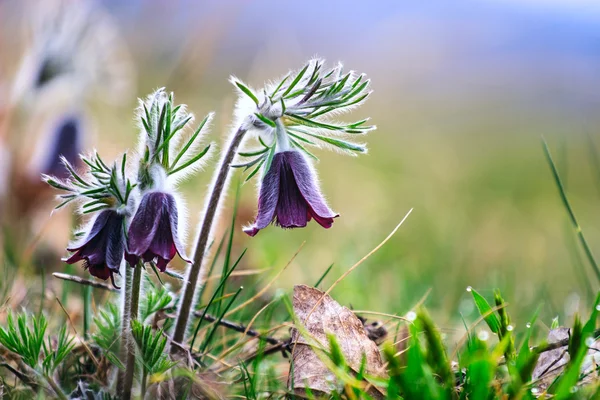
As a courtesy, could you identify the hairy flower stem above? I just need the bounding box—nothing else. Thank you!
[44,374,68,400]
[83,285,91,339]
[122,263,142,400]
[172,125,248,350]
[141,368,148,399]
[116,264,133,396]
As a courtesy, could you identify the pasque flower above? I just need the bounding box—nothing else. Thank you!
[125,191,188,271]
[244,150,337,236]
[232,59,374,236]
[44,150,136,287]
[121,89,211,271]
[65,209,125,286]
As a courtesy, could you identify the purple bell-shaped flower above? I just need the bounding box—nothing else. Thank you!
[65,209,125,286]
[125,191,188,271]
[244,150,338,236]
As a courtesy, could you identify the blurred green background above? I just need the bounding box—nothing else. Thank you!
[1,0,599,335]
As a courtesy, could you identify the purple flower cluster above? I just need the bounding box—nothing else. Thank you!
[53,63,373,292]
[55,89,212,284]
[64,191,188,283]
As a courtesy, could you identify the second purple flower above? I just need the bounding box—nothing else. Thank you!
[125,191,189,271]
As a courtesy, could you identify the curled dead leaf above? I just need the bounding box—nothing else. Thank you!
[533,327,600,390]
[532,327,570,388]
[288,285,388,398]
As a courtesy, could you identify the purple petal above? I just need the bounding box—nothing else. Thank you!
[64,210,124,282]
[165,195,191,263]
[127,192,167,258]
[65,252,84,264]
[127,191,188,270]
[244,154,282,236]
[308,209,336,229]
[286,152,338,228]
[124,252,139,267]
[87,263,112,281]
[146,209,177,269]
[155,257,169,272]
[275,153,308,228]
[105,213,125,272]
[67,209,111,253]
[66,210,116,266]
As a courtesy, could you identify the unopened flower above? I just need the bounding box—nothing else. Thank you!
[38,115,82,179]
[244,150,337,236]
[125,191,188,271]
[65,209,125,286]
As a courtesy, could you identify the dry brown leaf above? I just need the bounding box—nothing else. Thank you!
[533,327,600,390]
[532,328,570,388]
[288,284,387,398]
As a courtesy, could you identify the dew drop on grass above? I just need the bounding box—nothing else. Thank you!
[526,323,532,328]
[531,388,539,395]
[477,330,489,341]
[406,311,417,322]
[571,386,578,394]
[466,286,472,292]
[506,325,514,332]
[596,304,600,311]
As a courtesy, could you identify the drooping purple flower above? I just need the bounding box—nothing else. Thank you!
[65,209,125,287]
[244,151,338,237]
[125,191,188,271]
[41,116,82,179]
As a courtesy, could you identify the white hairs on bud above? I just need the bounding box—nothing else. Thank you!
[167,113,216,185]
[134,88,167,159]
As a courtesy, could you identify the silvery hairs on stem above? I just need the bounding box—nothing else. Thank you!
[230,58,375,181]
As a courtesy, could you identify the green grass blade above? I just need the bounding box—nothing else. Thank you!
[469,288,501,334]
[542,137,600,282]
